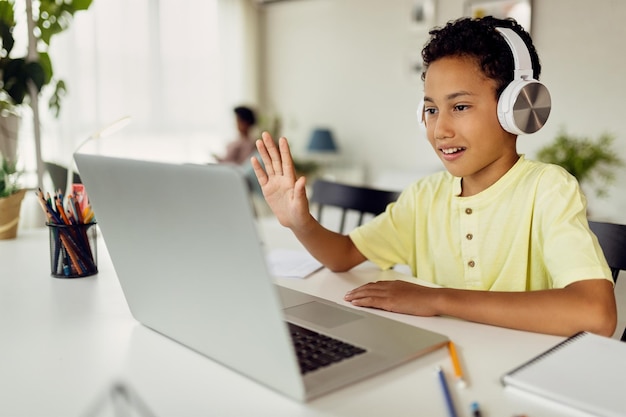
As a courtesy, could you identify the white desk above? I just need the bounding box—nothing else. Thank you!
[0,222,595,417]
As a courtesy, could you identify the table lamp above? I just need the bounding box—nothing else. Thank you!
[307,128,338,153]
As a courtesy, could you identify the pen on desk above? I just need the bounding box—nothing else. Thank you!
[436,366,458,417]
[471,401,482,417]
[448,341,467,388]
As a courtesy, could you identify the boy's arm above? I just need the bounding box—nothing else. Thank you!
[344,278,617,337]
[251,132,366,271]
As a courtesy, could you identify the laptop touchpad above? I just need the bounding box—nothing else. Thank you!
[285,301,363,328]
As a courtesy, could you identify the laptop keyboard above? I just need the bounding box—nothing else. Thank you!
[288,322,367,374]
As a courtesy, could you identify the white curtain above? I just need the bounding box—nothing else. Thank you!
[218,0,261,132]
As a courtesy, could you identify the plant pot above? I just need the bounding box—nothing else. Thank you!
[0,189,27,239]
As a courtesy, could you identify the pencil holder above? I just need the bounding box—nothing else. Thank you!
[47,222,98,278]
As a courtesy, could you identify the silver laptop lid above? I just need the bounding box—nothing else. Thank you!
[74,152,306,400]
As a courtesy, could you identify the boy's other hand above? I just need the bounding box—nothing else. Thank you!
[344,280,439,317]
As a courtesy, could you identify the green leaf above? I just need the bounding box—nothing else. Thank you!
[72,0,93,12]
[0,155,19,197]
[0,1,15,27]
[536,128,624,198]
[38,52,53,84]
[2,57,28,104]
[0,20,14,55]
[0,0,93,116]
[48,79,66,118]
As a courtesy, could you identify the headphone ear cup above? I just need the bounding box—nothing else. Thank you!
[497,79,551,135]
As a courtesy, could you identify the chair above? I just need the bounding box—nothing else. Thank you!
[44,162,81,192]
[588,220,626,341]
[588,221,626,283]
[310,178,400,233]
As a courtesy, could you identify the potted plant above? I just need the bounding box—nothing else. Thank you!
[0,0,93,186]
[536,129,624,198]
[0,0,93,115]
[0,154,25,239]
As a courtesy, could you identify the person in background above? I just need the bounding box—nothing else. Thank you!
[216,106,258,164]
[250,16,617,337]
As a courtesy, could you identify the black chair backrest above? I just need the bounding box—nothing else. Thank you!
[310,179,400,233]
[44,162,82,192]
[588,220,626,342]
[588,220,626,283]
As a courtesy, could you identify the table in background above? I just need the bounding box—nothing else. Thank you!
[0,222,596,417]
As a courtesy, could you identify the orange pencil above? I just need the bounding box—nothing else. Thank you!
[448,341,467,388]
[55,197,71,225]
[82,206,95,224]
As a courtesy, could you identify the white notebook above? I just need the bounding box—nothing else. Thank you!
[501,332,626,417]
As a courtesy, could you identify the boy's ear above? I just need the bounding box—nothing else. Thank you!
[495,27,551,135]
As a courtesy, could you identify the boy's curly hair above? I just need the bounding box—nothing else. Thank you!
[421,16,541,98]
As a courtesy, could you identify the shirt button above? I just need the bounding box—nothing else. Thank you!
[466,233,473,240]
[468,260,475,268]
[465,208,473,215]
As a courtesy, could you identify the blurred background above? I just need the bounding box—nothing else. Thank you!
[6,0,626,224]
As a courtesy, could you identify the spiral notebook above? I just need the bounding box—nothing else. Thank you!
[501,331,626,417]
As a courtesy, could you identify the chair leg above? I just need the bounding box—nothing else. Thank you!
[339,212,347,234]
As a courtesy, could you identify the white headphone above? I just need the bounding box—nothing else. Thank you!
[495,27,551,135]
[418,26,551,135]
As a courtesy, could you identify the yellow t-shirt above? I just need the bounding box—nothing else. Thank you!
[349,156,613,291]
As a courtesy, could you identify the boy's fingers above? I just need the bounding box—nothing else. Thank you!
[256,135,275,176]
[278,137,296,180]
[294,175,307,199]
[250,156,268,186]
[256,132,297,182]
[262,132,284,176]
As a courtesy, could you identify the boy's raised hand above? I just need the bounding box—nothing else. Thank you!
[251,132,312,230]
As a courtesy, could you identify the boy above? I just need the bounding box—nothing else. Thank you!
[251,17,616,337]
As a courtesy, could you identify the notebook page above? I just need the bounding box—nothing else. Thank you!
[501,332,626,417]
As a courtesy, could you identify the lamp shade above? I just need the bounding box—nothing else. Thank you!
[307,128,338,152]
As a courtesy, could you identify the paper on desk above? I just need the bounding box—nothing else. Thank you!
[267,249,323,278]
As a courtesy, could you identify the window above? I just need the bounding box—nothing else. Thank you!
[18,0,259,181]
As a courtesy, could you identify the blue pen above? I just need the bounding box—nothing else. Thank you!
[436,366,458,417]
[471,401,483,417]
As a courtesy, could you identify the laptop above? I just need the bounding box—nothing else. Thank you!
[73,152,449,401]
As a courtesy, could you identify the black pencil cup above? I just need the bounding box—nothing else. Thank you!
[47,222,98,278]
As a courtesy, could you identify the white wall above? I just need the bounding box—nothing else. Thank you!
[259,0,626,223]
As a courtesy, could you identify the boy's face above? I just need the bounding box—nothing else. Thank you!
[423,55,518,195]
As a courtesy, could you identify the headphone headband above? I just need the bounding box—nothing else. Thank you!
[494,26,551,134]
[495,27,533,80]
